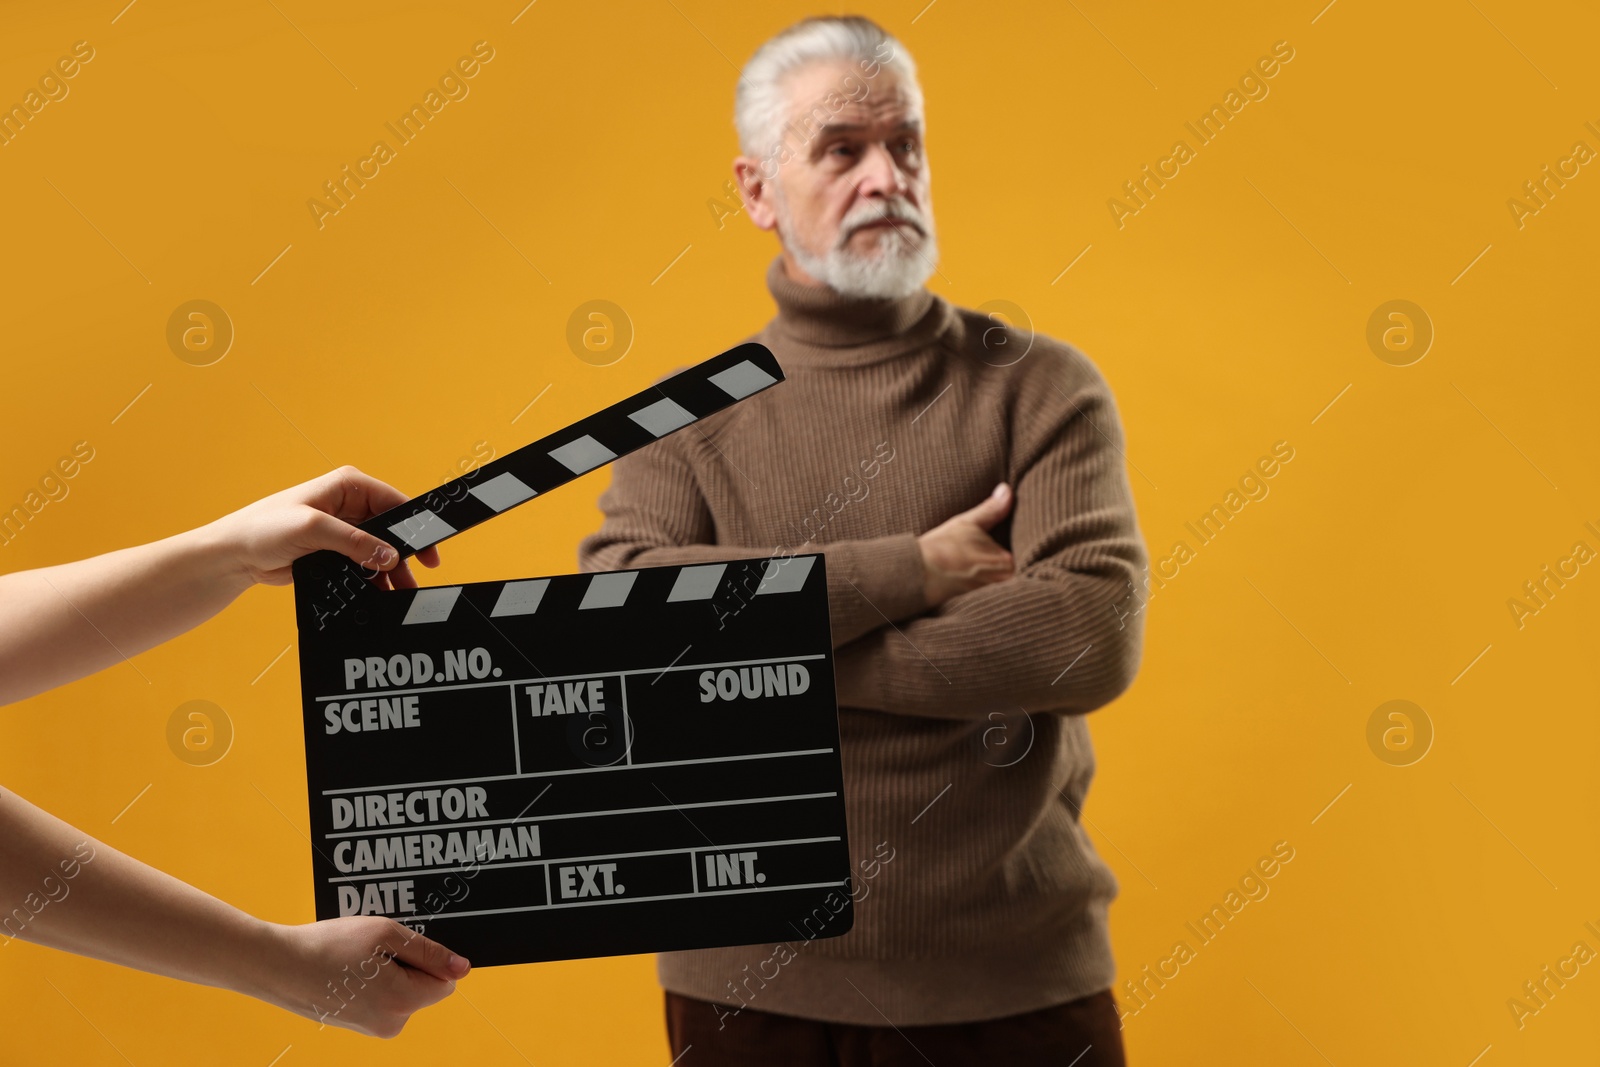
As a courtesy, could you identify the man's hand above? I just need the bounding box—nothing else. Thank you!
[203,465,442,590]
[258,917,470,1038]
[917,483,1015,607]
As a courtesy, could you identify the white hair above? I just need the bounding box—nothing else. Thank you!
[735,15,921,161]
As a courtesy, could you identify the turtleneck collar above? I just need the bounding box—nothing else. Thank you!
[761,254,947,367]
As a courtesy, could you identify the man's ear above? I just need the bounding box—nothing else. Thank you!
[734,157,779,231]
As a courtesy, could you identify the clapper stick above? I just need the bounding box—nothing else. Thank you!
[293,342,782,629]
[366,342,781,561]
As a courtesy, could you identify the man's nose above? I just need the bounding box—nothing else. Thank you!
[854,140,909,199]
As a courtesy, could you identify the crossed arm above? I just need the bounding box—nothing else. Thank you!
[578,369,1149,722]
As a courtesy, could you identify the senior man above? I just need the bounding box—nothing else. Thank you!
[578,15,1147,1066]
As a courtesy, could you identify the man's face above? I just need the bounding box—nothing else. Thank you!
[738,61,938,299]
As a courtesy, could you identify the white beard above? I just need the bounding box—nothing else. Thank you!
[775,191,939,300]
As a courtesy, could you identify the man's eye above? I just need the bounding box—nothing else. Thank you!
[829,144,856,156]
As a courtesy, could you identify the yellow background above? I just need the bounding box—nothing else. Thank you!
[3,0,1597,1062]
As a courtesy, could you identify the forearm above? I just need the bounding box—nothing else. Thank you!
[0,524,250,706]
[0,786,281,1001]
[830,346,1151,720]
[581,533,927,648]
[831,566,1143,720]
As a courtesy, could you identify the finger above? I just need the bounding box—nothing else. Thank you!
[387,559,419,590]
[305,511,400,573]
[309,466,415,524]
[982,563,1015,583]
[961,483,1013,530]
[399,966,458,1010]
[967,551,1014,580]
[416,546,442,569]
[387,927,471,982]
[966,560,1013,582]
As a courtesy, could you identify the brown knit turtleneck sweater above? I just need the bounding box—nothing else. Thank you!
[577,255,1148,1027]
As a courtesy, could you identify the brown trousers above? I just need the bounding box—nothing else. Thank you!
[665,988,1127,1066]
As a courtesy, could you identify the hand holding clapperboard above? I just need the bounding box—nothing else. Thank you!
[289,344,853,966]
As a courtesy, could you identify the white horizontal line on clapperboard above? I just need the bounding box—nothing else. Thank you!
[324,791,838,842]
[408,879,854,922]
[323,834,844,883]
[319,747,836,797]
[313,653,829,703]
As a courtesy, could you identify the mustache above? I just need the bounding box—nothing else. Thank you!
[841,201,926,240]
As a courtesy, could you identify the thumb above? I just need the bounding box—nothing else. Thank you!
[961,483,1013,530]
[304,510,399,573]
[387,926,471,982]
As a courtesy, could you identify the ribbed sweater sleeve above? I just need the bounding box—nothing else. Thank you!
[831,349,1148,720]
[577,429,929,649]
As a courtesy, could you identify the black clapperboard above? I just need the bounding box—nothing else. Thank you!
[289,344,853,965]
